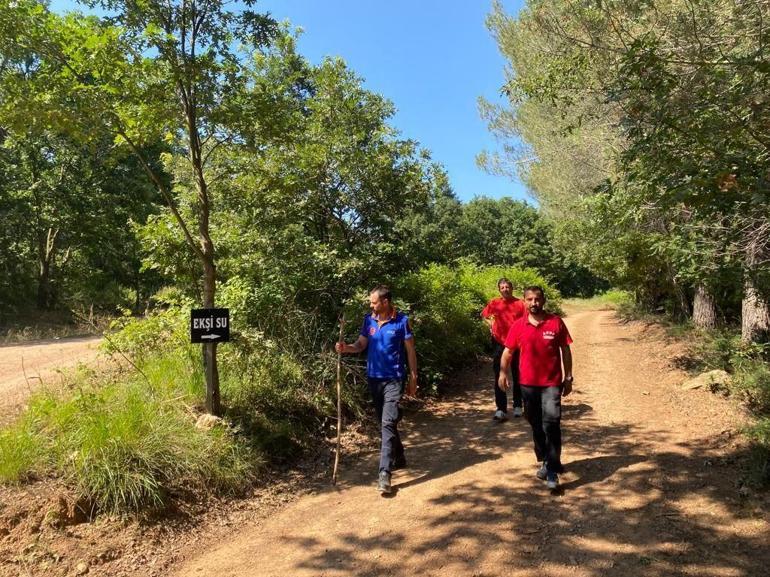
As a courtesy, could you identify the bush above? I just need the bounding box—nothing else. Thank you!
[0,352,260,514]
[395,263,558,390]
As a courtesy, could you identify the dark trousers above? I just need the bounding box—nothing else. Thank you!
[520,384,563,474]
[368,378,405,474]
[492,343,521,412]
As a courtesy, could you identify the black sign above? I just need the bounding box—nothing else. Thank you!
[191,308,230,343]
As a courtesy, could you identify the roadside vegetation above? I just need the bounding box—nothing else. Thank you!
[484,0,770,487]
[0,264,558,514]
[3,0,769,520]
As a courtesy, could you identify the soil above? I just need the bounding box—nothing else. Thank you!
[1,307,769,577]
[0,336,103,425]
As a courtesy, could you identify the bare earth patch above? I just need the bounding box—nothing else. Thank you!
[2,307,769,577]
[0,336,103,425]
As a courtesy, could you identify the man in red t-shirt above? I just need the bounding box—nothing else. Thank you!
[499,285,573,490]
[481,277,526,421]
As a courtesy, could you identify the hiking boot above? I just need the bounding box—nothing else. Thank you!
[546,472,559,490]
[493,409,508,422]
[512,406,523,418]
[377,471,392,494]
[391,455,407,471]
[536,462,548,481]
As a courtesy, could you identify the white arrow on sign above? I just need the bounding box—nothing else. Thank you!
[201,334,221,340]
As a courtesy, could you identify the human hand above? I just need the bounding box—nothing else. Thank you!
[406,373,418,397]
[561,379,573,397]
[335,342,345,354]
[498,371,510,391]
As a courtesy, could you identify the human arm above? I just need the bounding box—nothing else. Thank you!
[404,337,418,396]
[560,345,573,396]
[335,335,368,354]
[498,347,514,391]
[481,302,495,330]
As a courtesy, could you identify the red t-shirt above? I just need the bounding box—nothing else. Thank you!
[504,314,573,387]
[481,297,526,345]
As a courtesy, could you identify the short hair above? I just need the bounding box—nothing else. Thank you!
[523,285,546,300]
[370,285,392,302]
[497,277,513,289]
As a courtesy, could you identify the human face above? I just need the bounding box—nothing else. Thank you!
[524,290,546,315]
[498,282,513,299]
[369,292,390,318]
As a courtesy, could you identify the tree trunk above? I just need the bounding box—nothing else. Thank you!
[742,241,770,343]
[37,257,52,309]
[742,279,770,343]
[692,283,717,329]
[201,253,220,415]
[36,227,59,310]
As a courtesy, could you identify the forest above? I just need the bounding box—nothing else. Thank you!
[0,0,768,516]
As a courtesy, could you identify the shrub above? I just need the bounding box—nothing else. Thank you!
[395,263,558,390]
[0,353,260,514]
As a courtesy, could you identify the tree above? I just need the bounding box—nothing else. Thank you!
[3,1,279,414]
[483,0,770,336]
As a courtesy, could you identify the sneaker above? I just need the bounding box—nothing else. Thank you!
[391,455,407,471]
[546,472,559,490]
[377,471,392,494]
[493,409,508,422]
[536,462,548,480]
[513,406,523,418]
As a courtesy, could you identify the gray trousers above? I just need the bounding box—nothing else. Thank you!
[521,384,563,474]
[368,378,405,473]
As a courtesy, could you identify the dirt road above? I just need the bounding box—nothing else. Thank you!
[173,309,770,577]
[0,336,102,421]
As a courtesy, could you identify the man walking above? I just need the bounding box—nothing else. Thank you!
[481,278,526,421]
[499,286,573,490]
[336,285,418,495]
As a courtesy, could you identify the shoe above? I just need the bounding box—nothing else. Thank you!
[536,462,548,480]
[546,472,559,490]
[493,410,508,421]
[391,455,407,471]
[377,471,392,494]
[513,406,523,418]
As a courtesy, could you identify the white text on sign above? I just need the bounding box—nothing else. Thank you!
[193,317,228,330]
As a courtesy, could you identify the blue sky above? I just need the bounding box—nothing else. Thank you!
[49,0,529,203]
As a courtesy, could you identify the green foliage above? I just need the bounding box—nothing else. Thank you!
[484,0,770,326]
[0,353,259,513]
[104,299,191,362]
[0,426,42,483]
[564,289,633,312]
[397,263,558,389]
[745,418,770,487]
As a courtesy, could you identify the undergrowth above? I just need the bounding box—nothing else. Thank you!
[0,264,562,515]
[685,330,770,487]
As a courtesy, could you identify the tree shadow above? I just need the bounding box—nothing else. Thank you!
[336,362,533,492]
[279,360,770,576]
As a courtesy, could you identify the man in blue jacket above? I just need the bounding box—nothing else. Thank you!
[336,285,418,494]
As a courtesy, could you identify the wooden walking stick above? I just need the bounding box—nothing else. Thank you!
[332,314,345,485]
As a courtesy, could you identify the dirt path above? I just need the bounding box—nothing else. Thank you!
[171,308,770,577]
[0,336,102,421]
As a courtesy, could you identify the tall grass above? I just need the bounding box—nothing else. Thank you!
[0,349,260,514]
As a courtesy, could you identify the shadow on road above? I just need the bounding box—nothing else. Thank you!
[284,360,770,577]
